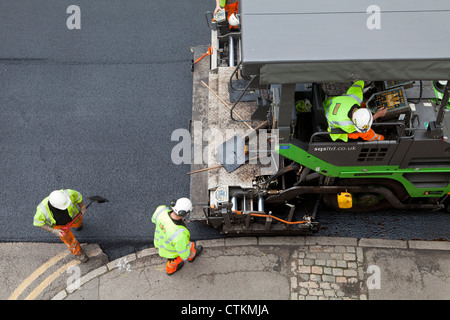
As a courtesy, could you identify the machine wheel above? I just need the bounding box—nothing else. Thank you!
[323,178,409,212]
[445,198,450,214]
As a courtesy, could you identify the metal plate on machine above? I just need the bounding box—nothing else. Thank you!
[213,186,229,204]
[215,134,248,173]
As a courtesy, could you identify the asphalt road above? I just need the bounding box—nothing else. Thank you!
[0,0,220,255]
[1,1,448,261]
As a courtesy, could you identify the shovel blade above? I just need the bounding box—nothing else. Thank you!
[87,195,109,203]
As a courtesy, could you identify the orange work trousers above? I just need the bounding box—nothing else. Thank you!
[165,243,198,274]
[166,256,183,275]
[348,128,384,141]
[54,217,83,256]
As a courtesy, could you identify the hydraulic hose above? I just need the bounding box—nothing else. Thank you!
[249,213,309,225]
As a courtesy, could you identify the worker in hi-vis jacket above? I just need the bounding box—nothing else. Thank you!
[324,80,387,142]
[34,189,88,262]
[152,198,203,275]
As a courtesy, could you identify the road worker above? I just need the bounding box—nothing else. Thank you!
[33,189,88,262]
[214,0,240,30]
[324,80,387,142]
[152,198,203,276]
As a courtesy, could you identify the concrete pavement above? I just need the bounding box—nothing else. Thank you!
[59,236,450,301]
[4,236,447,302]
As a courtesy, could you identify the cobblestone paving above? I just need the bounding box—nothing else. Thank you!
[290,245,367,300]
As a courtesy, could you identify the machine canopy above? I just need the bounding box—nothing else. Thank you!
[240,0,450,83]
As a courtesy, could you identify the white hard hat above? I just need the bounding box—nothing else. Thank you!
[228,13,240,27]
[49,190,71,210]
[172,198,193,217]
[352,108,373,133]
[438,80,448,86]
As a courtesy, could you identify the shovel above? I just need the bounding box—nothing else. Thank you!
[60,195,109,236]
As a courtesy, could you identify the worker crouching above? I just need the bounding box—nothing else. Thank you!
[152,198,203,276]
[33,189,89,262]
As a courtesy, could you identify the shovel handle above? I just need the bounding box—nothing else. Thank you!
[194,46,213,64]
[58,196,108,236]
[59,212,83,236]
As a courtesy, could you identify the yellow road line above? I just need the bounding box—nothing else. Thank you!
[24,248,103,300]
[25,259,80,300]
[8,250,70,300]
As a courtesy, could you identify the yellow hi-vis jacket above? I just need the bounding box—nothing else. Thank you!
[151,205,192,260]
[33,189,83,227]
[324,81,365,142]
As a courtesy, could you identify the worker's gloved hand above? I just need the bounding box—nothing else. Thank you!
[360,102,366,108]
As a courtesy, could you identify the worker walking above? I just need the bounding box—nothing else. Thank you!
[33,189,89,262]
[324,80,387,142]
[151,198,203,276]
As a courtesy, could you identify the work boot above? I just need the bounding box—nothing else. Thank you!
[76,250,89,263]
[166,257,184,276]
[188,245,203,263]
